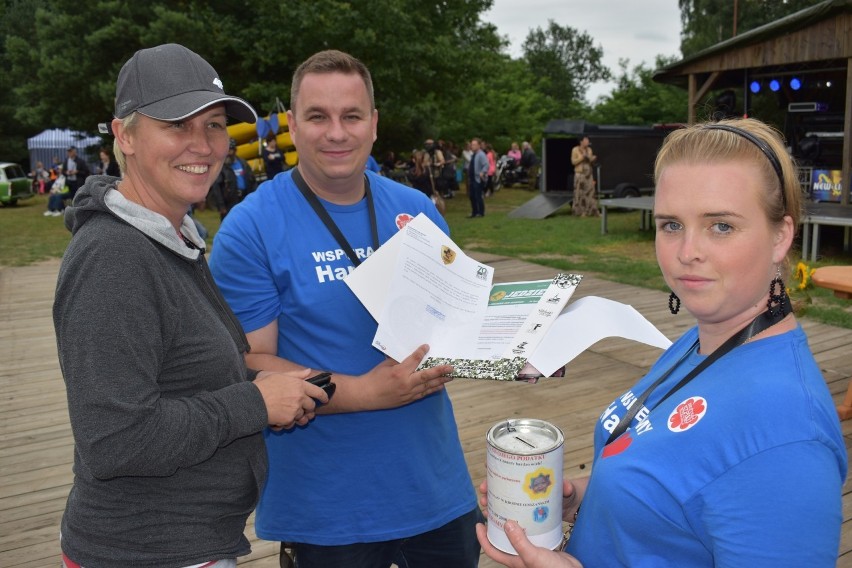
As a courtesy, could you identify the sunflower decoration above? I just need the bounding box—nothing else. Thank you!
[794,261,816,291]
[788,261,817,312]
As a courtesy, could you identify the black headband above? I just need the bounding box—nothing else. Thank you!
[702,124,787,210]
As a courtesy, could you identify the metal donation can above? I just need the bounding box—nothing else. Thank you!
[486,418,564,554]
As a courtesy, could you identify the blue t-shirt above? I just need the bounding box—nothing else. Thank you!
[209,170,476,544]
[230,160,246,191]
[567,325,847,567]
[365,154,381,173]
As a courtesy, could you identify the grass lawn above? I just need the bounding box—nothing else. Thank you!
[3,186,851,328]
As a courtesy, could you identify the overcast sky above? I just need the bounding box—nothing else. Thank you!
[482,0,683,101]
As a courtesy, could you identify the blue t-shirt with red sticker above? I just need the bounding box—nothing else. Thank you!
[567,325,846,567]
[209,170,476,545]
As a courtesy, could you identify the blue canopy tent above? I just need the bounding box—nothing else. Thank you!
[26,129,101,174]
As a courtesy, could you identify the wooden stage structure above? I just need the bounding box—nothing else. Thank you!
[2,255,851,567]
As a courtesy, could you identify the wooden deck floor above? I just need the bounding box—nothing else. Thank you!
[2,255,851,567]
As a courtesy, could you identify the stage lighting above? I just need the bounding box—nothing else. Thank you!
[769,79,781,92]
[790,77,801,90]
[750,81,761,93]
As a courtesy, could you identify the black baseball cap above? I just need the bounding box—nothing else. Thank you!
[114,43,256,124]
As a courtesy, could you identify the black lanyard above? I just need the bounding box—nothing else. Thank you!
[605,296,793,446]
[292,167,379,267]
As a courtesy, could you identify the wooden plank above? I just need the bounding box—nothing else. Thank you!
[1,256,851,567]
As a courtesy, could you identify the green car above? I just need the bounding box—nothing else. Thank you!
[0,162,35,206]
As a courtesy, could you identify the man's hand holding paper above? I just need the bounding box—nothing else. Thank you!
[358,344,455,407]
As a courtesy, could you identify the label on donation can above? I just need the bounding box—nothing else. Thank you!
[486,418,564,555]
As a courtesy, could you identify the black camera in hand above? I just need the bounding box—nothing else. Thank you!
[307,372,336,404]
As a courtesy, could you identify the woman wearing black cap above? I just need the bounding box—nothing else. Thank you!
[53,43,329,568]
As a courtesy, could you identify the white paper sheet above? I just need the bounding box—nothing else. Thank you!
[371,216,494,360]
[528,296,672,377]
[344,214,672,379]
[481,280,562,358]
[343,215,410,321]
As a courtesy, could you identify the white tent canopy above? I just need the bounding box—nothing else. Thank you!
[26,128,101,174]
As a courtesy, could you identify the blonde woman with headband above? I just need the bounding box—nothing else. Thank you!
[477,118,846,568]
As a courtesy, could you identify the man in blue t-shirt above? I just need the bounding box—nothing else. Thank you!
[209,50,480,568]
[227,138,256,197]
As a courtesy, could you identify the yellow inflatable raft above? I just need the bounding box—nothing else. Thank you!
[227,112,288,146]
[235,131,294,161]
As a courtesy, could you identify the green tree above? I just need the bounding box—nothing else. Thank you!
[7,1,654,162]
[5,1,267,134]
[521,20,611,112]
[4,0,526,158]
[0,0,52,165]
[679,0,825,56]
[441,53,558,153]
[589,56,688,125]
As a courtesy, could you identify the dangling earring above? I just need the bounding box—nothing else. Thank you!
[767,268,788,318]
[668,292,680,315]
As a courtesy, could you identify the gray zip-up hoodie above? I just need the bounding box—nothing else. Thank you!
[54,176,268,567]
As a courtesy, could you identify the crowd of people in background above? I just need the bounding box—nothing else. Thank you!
[35,145,127,216]
[32,132,549,221]
[374,137,540,216]
[246,134,547,221]
[37,145,93,216]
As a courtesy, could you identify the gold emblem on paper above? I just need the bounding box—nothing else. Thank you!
[490,291,507,302]
[441,246,456,265]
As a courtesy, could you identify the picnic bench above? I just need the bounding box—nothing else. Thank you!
[812,266,852,419]
[599,196,655,234]
[800,203,852,262]
[812,266,852,299]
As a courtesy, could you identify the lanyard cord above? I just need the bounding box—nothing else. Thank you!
[291,168,379,267]
[605,295,792,446]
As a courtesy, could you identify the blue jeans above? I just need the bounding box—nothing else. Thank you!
[47,193,67,212]
[293,507,483,568]
[468,180,485,217]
